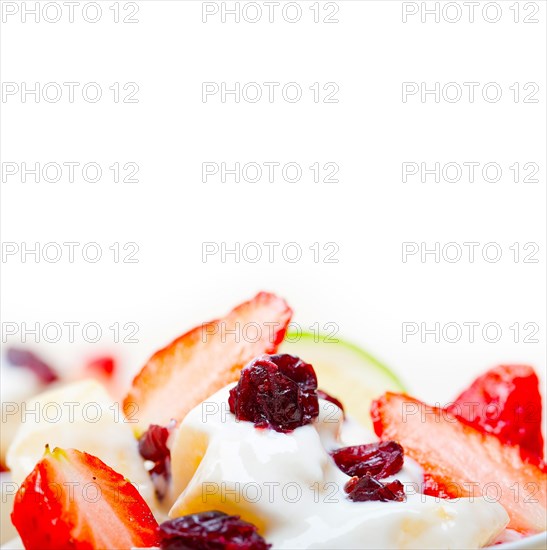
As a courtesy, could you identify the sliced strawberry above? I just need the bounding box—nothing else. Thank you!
[11,446,159,550]
[447,365,544,461]
[124,292,292,431]
[371,392,547,535]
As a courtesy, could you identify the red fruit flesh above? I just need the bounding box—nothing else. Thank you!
[11,447,159,550]
[345,475,405,503]
[447,364,544,461]
[124,292,292,431]
[159,511,271,550]
[331,441,404,479]
[372,392,547,534]
[228,354,319,433]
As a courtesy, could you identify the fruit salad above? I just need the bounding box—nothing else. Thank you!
[1,292,546,549]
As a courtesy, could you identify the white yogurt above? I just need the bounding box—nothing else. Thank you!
[168,385,509,549]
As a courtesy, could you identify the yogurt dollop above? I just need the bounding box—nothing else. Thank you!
[168,385,509,549]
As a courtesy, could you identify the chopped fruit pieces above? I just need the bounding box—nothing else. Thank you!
[228,354,319,433]
[317,389,345,417]
[138,424,171,500]
[11,446,159,550]
[345,475,405,502]
[371,392,547,534]
[447,364,544,461]
[86,356,116,377]
[332,441,404,479]
[124,292,292,431]
[7,347,58,384]
[159,511,271,550]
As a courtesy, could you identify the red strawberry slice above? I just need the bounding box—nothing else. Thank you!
[371,392,547,535]
[447,365,544,461]
[124,292,292,431]
[11,446,159,550]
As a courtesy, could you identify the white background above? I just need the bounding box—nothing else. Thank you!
[1,0,546,406]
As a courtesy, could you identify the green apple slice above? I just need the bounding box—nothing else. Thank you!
[280,333,406,430]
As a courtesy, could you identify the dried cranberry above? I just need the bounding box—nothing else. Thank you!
[138,424,171,499]
[7,348,58,384]
[228,354,319,433]
[331,441,404,479]
[317,389,345,417]
[139,425,169,465]
[159,511,271,550]
[345,474,405,502]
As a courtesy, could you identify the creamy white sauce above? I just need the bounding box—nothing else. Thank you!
[168,385,509,549]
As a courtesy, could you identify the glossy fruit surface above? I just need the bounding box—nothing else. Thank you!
[332,441,404,479]
[159,511,271,550]
[124,292,292,431]
[345,475,405,502]
[372,392,547,534]
[11,446,159,550]
[228,354,319,432]
[447,365,544,461]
